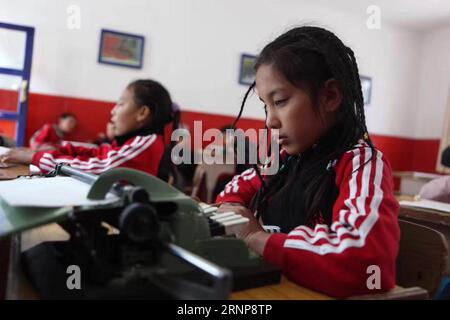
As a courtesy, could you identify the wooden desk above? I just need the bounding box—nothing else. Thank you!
[231,277,331,300]
[393,171,442,195]
[0,164,30,180]
[393,171,442,196]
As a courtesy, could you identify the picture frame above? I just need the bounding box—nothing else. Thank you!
[98,29,145,69]
[360,75,372,105]
[239,54,257,86]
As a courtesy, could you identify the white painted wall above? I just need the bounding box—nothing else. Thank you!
[1,0,444,139]
[415,25,450,139]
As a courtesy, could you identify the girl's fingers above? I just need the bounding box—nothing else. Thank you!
[216,205,236,213]
[219,206,246,215]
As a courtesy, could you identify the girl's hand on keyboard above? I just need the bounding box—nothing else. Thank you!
[217,203,265,241]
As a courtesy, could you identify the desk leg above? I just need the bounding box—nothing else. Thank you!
[0,236,11,300]
[1,224,70,300]
[5,234,21,300]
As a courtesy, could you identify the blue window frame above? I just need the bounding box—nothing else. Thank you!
[0,22,34,147]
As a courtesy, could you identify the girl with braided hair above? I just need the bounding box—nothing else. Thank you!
[216,26,400,298]
[1,79,173,176]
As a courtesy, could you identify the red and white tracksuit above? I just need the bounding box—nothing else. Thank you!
[32,134,165,176]
[216,145,400,298]
[29,123,64,150]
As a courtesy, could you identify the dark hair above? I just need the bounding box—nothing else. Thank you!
[220,124,235,133]
[59,113,76,120]
[234,26,375,230]
[441,146,450,168]
[127,79,173,135]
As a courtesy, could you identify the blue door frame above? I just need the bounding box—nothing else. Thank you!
[0,22,34,147]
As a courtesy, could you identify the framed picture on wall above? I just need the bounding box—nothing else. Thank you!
[98,29,145,69]
[360,75,372,105]
[239,54,257,86]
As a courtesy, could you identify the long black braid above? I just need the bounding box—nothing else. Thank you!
[231,26,375,231]
[231,82,267,188]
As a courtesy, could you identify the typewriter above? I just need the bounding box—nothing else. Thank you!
[1,164,280,299]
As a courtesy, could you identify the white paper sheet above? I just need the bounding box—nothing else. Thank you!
[0,176,119,207]
[399,199,450,213]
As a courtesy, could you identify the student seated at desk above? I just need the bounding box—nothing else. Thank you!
[418,146,450,203]
[417,143,450,202]
[419,175,450,203]
[216,26,400,298]
[92,121,115,146]
[211,124,256,201]
[0,79,173,176]
[29,113,78,150]
[440,146,450,168]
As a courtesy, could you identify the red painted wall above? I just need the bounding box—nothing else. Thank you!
[0,90,441,180]
[23,93,267,148]
[25,92,114,143]
[0,88,19,112]
[0,120,17,139]
[0,89,19,138]
[370,135,440,173]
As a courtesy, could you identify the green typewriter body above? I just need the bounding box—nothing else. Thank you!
[0,166,280,299]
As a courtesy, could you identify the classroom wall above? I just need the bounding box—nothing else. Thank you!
[0,0,449,174]
[415,25,450,139]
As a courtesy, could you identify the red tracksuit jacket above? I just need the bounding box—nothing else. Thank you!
[32,134,165,176]
[30,123,63,149]
[216,145,400,298]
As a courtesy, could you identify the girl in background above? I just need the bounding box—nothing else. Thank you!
[1,79,173,176]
